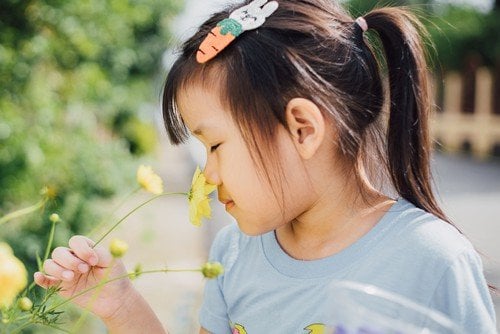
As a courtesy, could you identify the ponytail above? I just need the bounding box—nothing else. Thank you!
[364,9,500,294]
[364,8,450,224]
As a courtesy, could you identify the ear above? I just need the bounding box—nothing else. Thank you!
[285,98,325,160]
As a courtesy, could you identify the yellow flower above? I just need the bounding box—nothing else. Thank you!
[136,165,164,195]
[188,167,216,227]
[109,238,129,258]
[201,261,224,279]
[0,243,28,309]
[40,185,58,200]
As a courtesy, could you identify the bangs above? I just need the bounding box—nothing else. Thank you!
[162,56,229,145]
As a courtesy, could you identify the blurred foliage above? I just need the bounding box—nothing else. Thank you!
[113,108,158,155]
[346,0,500,70]
[0,0,182,293]
[346,0,432,17]
[426,5,500,70]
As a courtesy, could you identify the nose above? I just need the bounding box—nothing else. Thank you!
[203,154,221,186]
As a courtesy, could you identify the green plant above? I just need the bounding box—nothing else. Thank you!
[0,0,183,284]
[0,166,221,333]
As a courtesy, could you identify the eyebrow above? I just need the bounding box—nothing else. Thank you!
[193,127,204,135]
[193,123,219,136]
[193,124,213,135]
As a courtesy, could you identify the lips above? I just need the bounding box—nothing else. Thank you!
[219,198,235,210]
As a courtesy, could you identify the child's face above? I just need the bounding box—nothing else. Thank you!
[177,85,315,235]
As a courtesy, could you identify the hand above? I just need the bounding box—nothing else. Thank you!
[34,235,132,320]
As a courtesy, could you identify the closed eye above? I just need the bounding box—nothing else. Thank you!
[210,143,221,153]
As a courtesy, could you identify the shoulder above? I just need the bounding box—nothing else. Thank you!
[389,198,475,266]
[208,223,253,273]
[210,223,250,254]
[371,199,494,323]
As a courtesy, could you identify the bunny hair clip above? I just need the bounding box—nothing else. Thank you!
[196,0,279,63]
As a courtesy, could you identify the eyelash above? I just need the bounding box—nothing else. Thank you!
[210,143,221,153]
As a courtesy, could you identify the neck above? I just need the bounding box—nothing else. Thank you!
[276,175,394,261]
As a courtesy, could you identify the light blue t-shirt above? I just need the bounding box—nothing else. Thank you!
[199,198,496,333]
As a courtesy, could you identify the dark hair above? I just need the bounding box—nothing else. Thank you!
[162,0,448,222]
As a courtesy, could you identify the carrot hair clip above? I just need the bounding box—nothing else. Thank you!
[196,0,279,64]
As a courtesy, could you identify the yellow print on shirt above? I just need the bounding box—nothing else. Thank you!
[304,323,327,334]
[230,322,326,333]
[232,323,247,334]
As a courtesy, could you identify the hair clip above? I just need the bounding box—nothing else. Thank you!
[355,17,368,32]
[196,0,279,64]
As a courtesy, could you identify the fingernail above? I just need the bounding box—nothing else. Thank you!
[89,255,98,266]
[78,263,89,273]
[62,271,74,280]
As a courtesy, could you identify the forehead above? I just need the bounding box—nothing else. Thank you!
[176,83,231,132]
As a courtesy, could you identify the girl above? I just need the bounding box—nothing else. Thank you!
[35,0,497,333]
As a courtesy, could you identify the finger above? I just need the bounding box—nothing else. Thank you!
[43,259,75,281]
[34,271,60,289]
[93,244,114,268]
[68,235,99,266]
[52,246,90,274]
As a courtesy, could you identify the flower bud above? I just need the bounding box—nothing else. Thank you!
[49,213,60,223]
[201,261,224,279]
[109,239,128,258]
[132,264,142,280]
[17,297,33,311]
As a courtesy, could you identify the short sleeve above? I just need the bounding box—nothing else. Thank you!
[199,225,235,334]
[428,249,497,333]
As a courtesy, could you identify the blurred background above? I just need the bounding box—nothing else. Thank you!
[0,0,498,332]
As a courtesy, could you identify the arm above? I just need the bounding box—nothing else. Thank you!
[428,249,496,332]
[102,286,167,334]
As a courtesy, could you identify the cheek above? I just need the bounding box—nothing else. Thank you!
[272,136,317,217]
[219,131,315,231]
[218,143,276,207]
[221,149,272,201]
[226,168,311,236]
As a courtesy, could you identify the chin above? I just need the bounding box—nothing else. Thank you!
[236,220,274,237]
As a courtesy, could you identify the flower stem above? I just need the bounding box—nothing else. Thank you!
[8,321,31,334]
[9,320,71,334]
[69,265,113,333]
[43,323,72,333]
[43,220,57,263]
[92,192,187,247]
[87,187,141,238]
[46,267,201,313]
[0,199,46,226]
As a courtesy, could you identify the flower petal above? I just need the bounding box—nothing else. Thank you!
[137,165,164,195]
[188,167,215,226]
[0,243,28,309]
